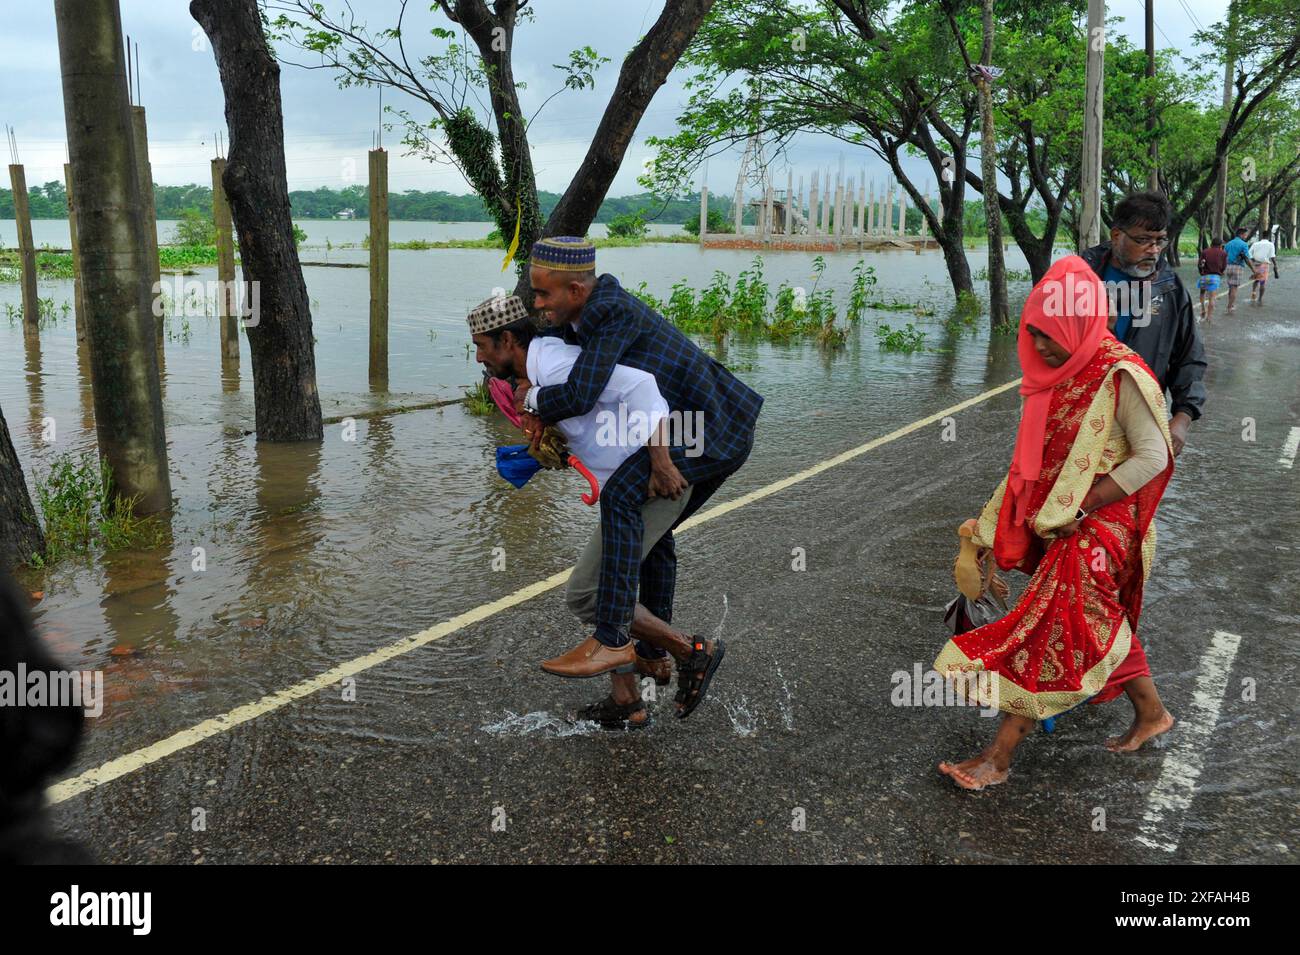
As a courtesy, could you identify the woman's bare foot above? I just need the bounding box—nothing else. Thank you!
[1105,709,1174,752]
[938,755,1010,791]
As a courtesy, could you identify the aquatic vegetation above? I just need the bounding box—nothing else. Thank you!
[634,254,866,348]
[874,322,927,353]
[0,249,76,280]
[955,290,982,316]
[158,244,220,269]
[975,266,1031,282]
[463,378,497,416]
[29,453,167,567]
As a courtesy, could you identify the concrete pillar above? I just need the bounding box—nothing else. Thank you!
[811,168,821,236]
[837,180,847,242]
[785,169,793,235]
[63,163,88,342]
[368,147,389,387]
[868,181,876,235]
[733,173,744,235]
[211,157,239,362]
[900,187,909,236]
[55,0,171,515]
[7,163,38,332]
[852,179,863,239]
[698,184,709,238]
[130,106,161,313]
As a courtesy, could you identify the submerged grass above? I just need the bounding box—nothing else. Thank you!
[463,378,497,416]
[29,453,167,568]
[632,256,877,350]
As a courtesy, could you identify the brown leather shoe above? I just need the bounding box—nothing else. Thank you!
[635,653,674,687]
[541,636,636,678]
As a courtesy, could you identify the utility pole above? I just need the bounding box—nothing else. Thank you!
[1145,0,1159,191]
[978,0,1008,328]
[1080,0,1106,250]
[1212,1,1237,241]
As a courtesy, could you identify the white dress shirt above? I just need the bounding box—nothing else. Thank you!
[525,337,669,487]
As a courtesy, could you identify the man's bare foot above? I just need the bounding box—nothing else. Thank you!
[1105,710,1175,752]
[938,756,1010,791]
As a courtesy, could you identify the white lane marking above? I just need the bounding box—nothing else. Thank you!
[1136,629,1243,853]
[47,376,1023,806]
[1278,427,1300,469]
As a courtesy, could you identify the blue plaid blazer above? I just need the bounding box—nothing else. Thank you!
[534,274,763,462]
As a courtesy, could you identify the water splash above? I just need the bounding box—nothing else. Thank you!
[720,692,758,737]
[774,659,795,731]
[480,710,601,738]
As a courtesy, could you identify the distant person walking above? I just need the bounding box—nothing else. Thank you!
[1197,238,1227,323]
[1249,233,1279,306]
[1223,227,1252,313]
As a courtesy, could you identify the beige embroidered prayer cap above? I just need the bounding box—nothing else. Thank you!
[467,294,530,335]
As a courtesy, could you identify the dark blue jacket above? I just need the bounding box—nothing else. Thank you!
[534,274,763,461]
[1081,243,1207,421]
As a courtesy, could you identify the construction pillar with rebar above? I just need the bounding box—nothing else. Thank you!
[63,162,87,342]
[368,146,389,387]
[6,135,38,333]
[54,0,172,515]
[211,155,239,363]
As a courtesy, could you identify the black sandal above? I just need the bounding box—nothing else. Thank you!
[576,695,650,730]
[674,637,726,720]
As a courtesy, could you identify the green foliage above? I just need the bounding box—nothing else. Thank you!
[158,245,219,269]
[30,453,166,566]
[169,208,216,246]
[874,322,927,353]
[607,209,649,239]
[975,265,1032,282]
[0,250,75,281]
[292,223,308,245]
[463,379,497,416]
[0,181,715,226]
[633,255,863,347]
[955,290,983,316]
[683,208,735,235]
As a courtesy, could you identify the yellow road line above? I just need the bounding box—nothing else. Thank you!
[47,376,1023,806]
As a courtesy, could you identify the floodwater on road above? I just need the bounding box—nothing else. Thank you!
[2,224,1034,748]
[6,223,1299,863]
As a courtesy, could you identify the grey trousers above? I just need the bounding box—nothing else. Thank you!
[566,486,693,657]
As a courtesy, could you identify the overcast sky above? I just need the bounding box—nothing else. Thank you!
[2,0,1229,205]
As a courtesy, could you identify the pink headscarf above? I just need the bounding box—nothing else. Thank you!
[1007,254,1115,526]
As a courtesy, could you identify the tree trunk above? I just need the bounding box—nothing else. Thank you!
[513,0,716,297]
[1003,206,1053,284]
[0,405,44,571]
[978,0,1008,328]
[54,0,172,516]
[542,0,715,237]
[1166,213,1185,267]
[192,0,322,442]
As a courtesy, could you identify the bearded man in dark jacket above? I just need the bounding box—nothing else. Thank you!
[1080,191,1207,456]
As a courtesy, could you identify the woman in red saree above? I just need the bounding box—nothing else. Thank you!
[935,255,1177,790]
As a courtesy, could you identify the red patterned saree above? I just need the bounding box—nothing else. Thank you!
[934,337,1175,719]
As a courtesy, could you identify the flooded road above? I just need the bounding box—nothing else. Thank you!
[3,232,1296,862]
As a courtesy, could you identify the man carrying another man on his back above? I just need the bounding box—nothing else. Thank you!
[470,293,681,728]
[513,236,764,725]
